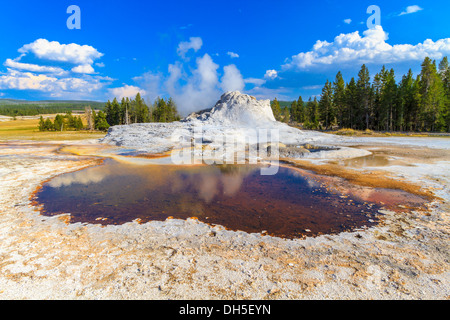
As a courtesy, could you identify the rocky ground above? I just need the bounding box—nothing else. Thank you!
[0,138,448,300]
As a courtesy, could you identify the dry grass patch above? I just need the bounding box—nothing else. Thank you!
[0,118,105,141]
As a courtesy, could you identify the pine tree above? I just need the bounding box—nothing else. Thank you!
[290,100,298,122]
[297,96,305,123]
[333,72,346,128]
[111,98,121,125]
[345,77,358,129]
[54,114,65,131]
[271,98,282,121]
[38,116,45,131]
[153,97,166,122]
[95,111,110,131]
[119,98,127,125]
[439,56,449,79]
[371,69,384,131]
[398,69,420,131]
[303,98,312,129]
[44,118,54,131]
[318,80,334,129]
[76,116,84,130]
[305,97,319,129]
[134,93,149,123]
[167,97,181,122]
[378,68,397,131]
[282,106,290,123]
[66,112,77,130]
[356,64,372,130]
[104,100,113,125]
[419,57,445,131]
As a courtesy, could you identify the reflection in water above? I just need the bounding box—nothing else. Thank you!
[48,166,112,187]
[33,159,425,239]
[341,154,415,168]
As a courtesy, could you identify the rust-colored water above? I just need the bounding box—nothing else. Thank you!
[32,160,426,239]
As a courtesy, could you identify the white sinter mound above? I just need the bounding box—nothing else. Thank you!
[186,91,276,127]
[101,91,371,160]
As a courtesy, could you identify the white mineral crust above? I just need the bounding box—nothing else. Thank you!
[101,91,371,160]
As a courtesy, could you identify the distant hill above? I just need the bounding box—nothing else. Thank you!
[0,99,105,116]
[278,101,294,108]
[270,100,295,109]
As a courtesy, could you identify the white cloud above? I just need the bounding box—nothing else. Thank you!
[264,69,278,80]
[282,26,450,70]
[399,5,423,16]
[95,62,105,68]
[180,23,193,30]
[302,85,323,90]
[71,64,95,74]
[227,51,239,58]
[108,85,146,100]
[244,77,266,86]
[177,37,203,59]
[343,19,352,24]
[221,64,245,92]
[0,69,57,92]
[246,86,292,101]
[4,59,66,75]
[0,69,107,98]
[18,38,103,65]
[0,39,109,99]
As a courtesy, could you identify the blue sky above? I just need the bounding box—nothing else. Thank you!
[1,0,449,114]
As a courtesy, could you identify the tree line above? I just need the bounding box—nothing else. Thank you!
[272,56,450,132]
[38,107,110,132]
[38,112,84,131]
[0,101,104,117]
[103,93,181,126]
[37,93,182,132]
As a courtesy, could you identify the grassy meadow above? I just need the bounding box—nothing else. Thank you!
[0,117,106,141]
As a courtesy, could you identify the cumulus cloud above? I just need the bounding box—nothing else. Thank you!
[4,59,66,75]
[108,85,146,100]
[18,38,103,65]
[264,69,278,80]
[220,64,245,92]
[282,26,450,70]
[177,37,203,59]
[399,5,423,16]
[0,69,108,98]
[0,69,57,92]
[71,64,96,74]
[1,38,108,98]
[343,19,352,24]
[227,51,239,58]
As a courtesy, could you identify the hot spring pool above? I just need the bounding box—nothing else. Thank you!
[32,159,425,239]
